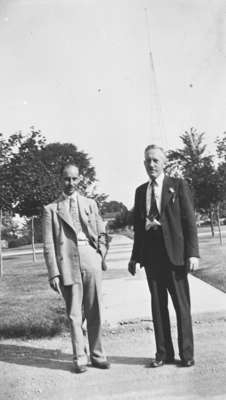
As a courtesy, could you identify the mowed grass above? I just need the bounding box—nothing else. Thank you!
[194,235,226,293]
[0,232,226,339]
[0,253,68,339]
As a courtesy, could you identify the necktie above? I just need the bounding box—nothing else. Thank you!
[149,179,160,221]
[70,197,82,232]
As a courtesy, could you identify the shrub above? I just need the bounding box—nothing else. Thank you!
[8,236,31,248]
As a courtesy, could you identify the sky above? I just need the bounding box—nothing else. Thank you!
[0,0,226,208]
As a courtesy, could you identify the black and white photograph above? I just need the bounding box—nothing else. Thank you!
[0,1,226,399]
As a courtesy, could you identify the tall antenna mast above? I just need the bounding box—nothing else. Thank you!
[144,8,167,147]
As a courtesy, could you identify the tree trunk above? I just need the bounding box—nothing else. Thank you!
[31,216,36,263]
[216,203,223,245]
[0,208,3,278]
[209,209,215,237]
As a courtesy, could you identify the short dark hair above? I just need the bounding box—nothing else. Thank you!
[144,144,166,158]
[60,162,80,176]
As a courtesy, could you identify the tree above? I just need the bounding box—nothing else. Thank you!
[167,128,211,180]
[167,128,224,238]
[214,133,226,240]
[2,128,99,218]
[107,209,129,230]
[100,201,127,216]
[0,133,19,276]
[216,132,226,161]
[0,133,19,211]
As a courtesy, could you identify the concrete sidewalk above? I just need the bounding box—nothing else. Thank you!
[102,235,226,327]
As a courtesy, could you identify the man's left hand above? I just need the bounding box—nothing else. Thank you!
[186,257,199,272]
[101,259,108,271]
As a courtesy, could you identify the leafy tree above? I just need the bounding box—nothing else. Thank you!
[107,208,134,230]
[1,128,101,217]
[215,133,226,201]
[5,129,47,217]
[101,200,127,216]
[216,132,226,161]
[167,128,211,180]
[214,133,226,236]
[91,192,108,211]
[166,128,225,237]
[0,133,20,275]
[0,133,19,211]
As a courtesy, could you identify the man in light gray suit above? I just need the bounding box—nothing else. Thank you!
[42,163,110,373]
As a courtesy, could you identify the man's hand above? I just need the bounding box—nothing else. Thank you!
[186,257,199,273]
[101,259,108,271]
[49,276,62,295]
[128,259,137,276]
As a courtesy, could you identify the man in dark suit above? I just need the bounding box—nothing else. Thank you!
[42,163,110,373]
[128,145,199,367]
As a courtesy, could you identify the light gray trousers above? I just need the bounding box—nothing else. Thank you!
[62,244,106,366]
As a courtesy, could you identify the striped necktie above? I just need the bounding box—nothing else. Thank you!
[69,197,82,232]
[149,179,160,221]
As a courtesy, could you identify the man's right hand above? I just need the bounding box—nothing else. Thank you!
[128,259,137,276]
[49,276,62,295]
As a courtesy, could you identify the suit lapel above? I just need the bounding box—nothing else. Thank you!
[77,194,90,226]
[57,196,76,234]
[161,176,174,214]
[77,193,96,241]
[140,182,148,219]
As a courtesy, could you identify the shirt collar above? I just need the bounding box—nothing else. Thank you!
[149,172,164,186]
[62,191,78,200]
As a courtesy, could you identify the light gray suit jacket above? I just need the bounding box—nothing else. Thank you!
[42,193,108,285]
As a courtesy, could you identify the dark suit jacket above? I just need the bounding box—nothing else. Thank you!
[131,175,199,267]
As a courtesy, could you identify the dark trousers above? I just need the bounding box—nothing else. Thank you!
[144,228,194,362]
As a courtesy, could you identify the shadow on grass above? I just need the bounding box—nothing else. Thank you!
[0,344,72,372]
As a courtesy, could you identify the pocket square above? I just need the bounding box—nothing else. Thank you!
[145,217,161,231]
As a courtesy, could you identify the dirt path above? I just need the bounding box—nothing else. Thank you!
[1,312,226,400]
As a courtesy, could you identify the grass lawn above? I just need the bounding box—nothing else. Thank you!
[0,254,68,339]
[0,233,225,339]
[194,236,226,293]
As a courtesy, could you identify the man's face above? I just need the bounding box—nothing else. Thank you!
[144,148,166,179]
[62,165,80,195]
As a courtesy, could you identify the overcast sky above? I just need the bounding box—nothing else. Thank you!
[1,0,226,207]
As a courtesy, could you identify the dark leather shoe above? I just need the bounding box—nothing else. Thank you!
[181,359,195,367]
[149,358,175,368]
[74,364,87,374]
[91,359,111,369]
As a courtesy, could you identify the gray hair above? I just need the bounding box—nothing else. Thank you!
[144,144,166,159]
